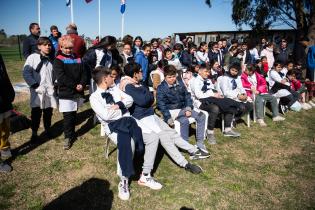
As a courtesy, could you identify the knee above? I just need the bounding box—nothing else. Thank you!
[210,105,220,114]
[196,112,206,122]
[178,117,190,126]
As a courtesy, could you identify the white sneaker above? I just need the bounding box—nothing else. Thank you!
[257,119,267,127]
[305,103,313,109]
[273,116,285,122]
[309,101,315,107]
[118,179,130,200]
[138,173,162,190]
[302,103,311,110]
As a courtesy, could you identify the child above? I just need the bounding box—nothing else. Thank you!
[196,42,209,65]
[287,70,312,110]
[268,62,300,111]
[156,65,208,153]
[23,37,57,142]
[110,65,122,86]
[0,54,15,172]
[241,65,285,126]
[210,59,223,83]
[90,67,143,201]
[121,63,207,175]
[135,43,151,85]
[150,59,168,96]
[120,43,134,68]
[260,56,269,77]
[260,42,275,71]
[190,64,242,144]
[219,64,253,118]
[132,36,143,56]
[53,35,87,149]
[163,48,182,71]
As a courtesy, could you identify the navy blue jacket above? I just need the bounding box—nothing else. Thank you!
[124,84,154,120]
[180,50,197,68]
[23,34,39,59]
[0,54,15,113]
[157,79,193,122]
[208,50,223,65]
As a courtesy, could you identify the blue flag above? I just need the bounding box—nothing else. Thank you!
[120,0,126,14]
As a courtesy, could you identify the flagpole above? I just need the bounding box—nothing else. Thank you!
[98,0,101,39]
[121,13,124,40]
[38,0,41,26]
[71,0,74,23]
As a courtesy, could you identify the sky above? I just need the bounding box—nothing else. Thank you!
[0,0,289,41]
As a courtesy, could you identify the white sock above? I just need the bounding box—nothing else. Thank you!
[207,130,214,134]
[225,127,232,132]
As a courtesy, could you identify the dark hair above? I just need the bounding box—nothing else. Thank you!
[260,56,267,60]
[199,63,209,70]
[173,43,183,51]
[110,65,122,75]
[220,38,227,42]
[274,61,282,67]
[134,36,143,46]
[150,38,159,44]
[163,65,177,77]
[123,43,132,48]
[122,34,133,45]
[231,39,238,44]
[142,43,151,50]
[229,46,238,52]
[229,63,241,72]
[210,59,218,68]
[29,23,39,32]
[246,64,256,72]
[163,48,172,56]
[198,42,207,51]
[179,34,186,42]
[50,25,58,32]
[37,37,51,46]
[287,70,295,76]
[158,59,168,69]
[92,36,117,49]
[92,66,111,85]
[211,42,218,49]
[124,62,142,77]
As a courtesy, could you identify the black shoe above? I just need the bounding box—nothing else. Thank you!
[190,149,210,160]
[30,134,40,143]
[43,129,53,138]
[185,163,203,174]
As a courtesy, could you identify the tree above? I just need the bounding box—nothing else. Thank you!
[206,0,315,44]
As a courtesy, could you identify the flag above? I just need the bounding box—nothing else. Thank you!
[120,0,126,14]
[85,0,93,3]
[66,0,71,7]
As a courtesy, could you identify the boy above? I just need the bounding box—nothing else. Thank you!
[90,67,142,200]
[23,37,57,142]
[157,65,208,153]
[121,63,208,176]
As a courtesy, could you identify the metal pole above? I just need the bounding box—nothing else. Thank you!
[98,0,101,39]
[121,13,124,40]
[71,0,74,23]
[38,0,41,25]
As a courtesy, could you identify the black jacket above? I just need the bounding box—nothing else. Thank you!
[22,34,39,59]
[0,54,15,113]
[53,53,87,99]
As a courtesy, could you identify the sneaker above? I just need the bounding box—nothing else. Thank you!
[207,133,217,145]
[184,162,203,174]
[0,162,12,173]
[223,130,241,137]
[257,119,267,127]
[63,138,71,150]
[118,179,130,200]
[0,148,12,158]
[190,148,210,160]
[301,103,311,110]
[138,174,163,190]
[273,116,285,122]
[305,103,313,109]
[309,101,315,107]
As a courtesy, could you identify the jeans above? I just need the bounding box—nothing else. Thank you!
[255,94,279,119]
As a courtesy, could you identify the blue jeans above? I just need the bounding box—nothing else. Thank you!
[255,94,279,119]
[176,109,206,147]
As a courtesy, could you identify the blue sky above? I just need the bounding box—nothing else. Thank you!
[0,0,289,40]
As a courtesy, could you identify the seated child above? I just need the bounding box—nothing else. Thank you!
[190,64,242,144]
[241,65,285,126]
[156,65,208,153]
[219,63,253,118]
[121,63,208,175]
[110,65,122,86]
[89,67,143,201]
[23,37,57,142]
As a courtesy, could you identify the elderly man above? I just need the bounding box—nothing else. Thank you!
[22,23,40,59]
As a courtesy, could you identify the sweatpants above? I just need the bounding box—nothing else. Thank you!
[63,111,77,139]
[0,117,10,150]
[31,107,53,133]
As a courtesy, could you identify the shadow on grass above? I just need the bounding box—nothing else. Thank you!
[42,178,113,210]
[7,109,95,165]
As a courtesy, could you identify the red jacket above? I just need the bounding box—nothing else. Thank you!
[241,71,268,98]
[290,79,302,91]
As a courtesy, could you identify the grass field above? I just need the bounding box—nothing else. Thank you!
[0,100,314,210]
[0,46,25,83]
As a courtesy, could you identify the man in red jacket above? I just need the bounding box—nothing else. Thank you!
[65,23,86,58]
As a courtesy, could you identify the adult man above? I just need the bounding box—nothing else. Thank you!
[22,23,40,59]
[276,39,292,65]
[48,25,61,56]
[65,23,86,58]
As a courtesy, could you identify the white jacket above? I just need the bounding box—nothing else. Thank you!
[23,53,57,109]
[260,47,274,70]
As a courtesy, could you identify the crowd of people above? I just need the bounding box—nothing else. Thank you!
[0,22,315,201]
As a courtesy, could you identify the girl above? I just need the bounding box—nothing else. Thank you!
[23,37,57,142]
[163,48,182,71]
[53,35,87,149]
[223,46,239,71]
[150,59,168,96]
[195,42,209,65]
[260,42,275,71]
[210,59,223,83]
[179,44,198,70]
[135,43,151,85]
[110,65,122,86]
[132,36,143,56]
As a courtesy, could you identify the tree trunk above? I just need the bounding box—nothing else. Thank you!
[307,0,315,46]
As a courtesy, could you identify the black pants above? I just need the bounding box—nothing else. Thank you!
[63,111,77,139]
[31,107,53,133]
[235,102,253,118]
[199,103,233,130]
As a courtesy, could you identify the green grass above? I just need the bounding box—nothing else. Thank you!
[0,46,25,83]
[0,100,314,210]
